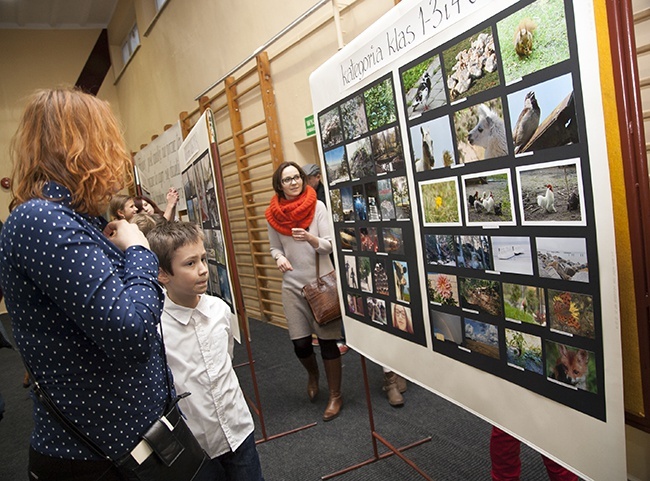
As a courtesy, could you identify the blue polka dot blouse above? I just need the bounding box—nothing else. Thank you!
[0,183,169,460]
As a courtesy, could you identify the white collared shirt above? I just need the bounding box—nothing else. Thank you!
[161,293,254,458]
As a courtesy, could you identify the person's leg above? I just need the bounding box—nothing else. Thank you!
[382,368,404,407]
[490,427,522,481]
[218,432,264,481]
[541,456,579,481]
[319,338,343,421]
[293,336,319,401]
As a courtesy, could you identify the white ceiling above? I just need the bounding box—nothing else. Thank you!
[0,0,118,29]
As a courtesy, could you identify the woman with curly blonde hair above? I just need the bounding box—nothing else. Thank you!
[0,89,172,481]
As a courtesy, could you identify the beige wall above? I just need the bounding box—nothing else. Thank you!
[0,29,110,221]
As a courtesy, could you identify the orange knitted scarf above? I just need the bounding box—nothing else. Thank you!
[265,186,317,236]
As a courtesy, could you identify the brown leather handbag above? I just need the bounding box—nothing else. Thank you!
[302,253,342,325]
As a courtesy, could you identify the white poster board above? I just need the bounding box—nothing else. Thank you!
[134,121,187,212]
[177,111,240,342]
[309,0,625,479]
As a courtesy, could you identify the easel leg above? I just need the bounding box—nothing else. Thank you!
[321,355,433,480]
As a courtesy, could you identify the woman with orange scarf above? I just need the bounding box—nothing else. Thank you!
[266,162,343,421]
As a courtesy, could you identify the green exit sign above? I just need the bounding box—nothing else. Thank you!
[305,114,315,137]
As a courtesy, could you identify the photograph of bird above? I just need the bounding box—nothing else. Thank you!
[537,184,557,213]
[514,18,537,57]
[512,91,541,153]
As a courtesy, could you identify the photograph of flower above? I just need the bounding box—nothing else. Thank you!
[419,177,462,226]
[548,289,595,339]
[427,272,459,306]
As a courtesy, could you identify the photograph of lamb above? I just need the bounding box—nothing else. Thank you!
[502,282,546,326]
[431,311,463,343]
[427,272,459,307]
[319,105,343,148]
[323,145,350,185]
[496,0,570,85]
[491,236,534,275]
[364,77,397,131]
[372,126,404,173]
[457,235,492,271]
[340,93,368,141]
[338,226,357,250]
[442,27,501,101]
[419,177,462,227]
[424,234,457,266]
[454,98,508,163]
[409,116,456,172]
[463,318,500,360]
[506,73,577,154]
[462,169,516,226]
[536,237,589,282]
[459,276,503,318]
[545,341,597,393]
[346,136,374,180]
[548,289,595,339]
[516,158,585,225]
[505,329,543,374]
[401,54,447,119]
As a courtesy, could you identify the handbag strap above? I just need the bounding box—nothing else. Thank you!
[315,251,320,279]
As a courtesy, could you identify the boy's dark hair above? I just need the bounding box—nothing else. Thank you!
[147,221,204,275]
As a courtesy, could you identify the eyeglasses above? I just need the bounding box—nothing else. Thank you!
[281,174,302,185]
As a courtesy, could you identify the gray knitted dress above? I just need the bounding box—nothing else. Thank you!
[268,201,343,340]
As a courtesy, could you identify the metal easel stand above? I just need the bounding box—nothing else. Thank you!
[321,355,433,480]
[210,138,317,445]
[233,317,317,444]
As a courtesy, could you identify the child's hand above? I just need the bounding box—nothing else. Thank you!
[167,187,179,205]
[104,220,150,251]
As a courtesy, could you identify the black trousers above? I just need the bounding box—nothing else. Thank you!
[29,446,123,481]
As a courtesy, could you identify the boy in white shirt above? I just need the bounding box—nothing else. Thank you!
[147,222,263,481]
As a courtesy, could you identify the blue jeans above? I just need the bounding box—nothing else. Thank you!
[196,432,264,481]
